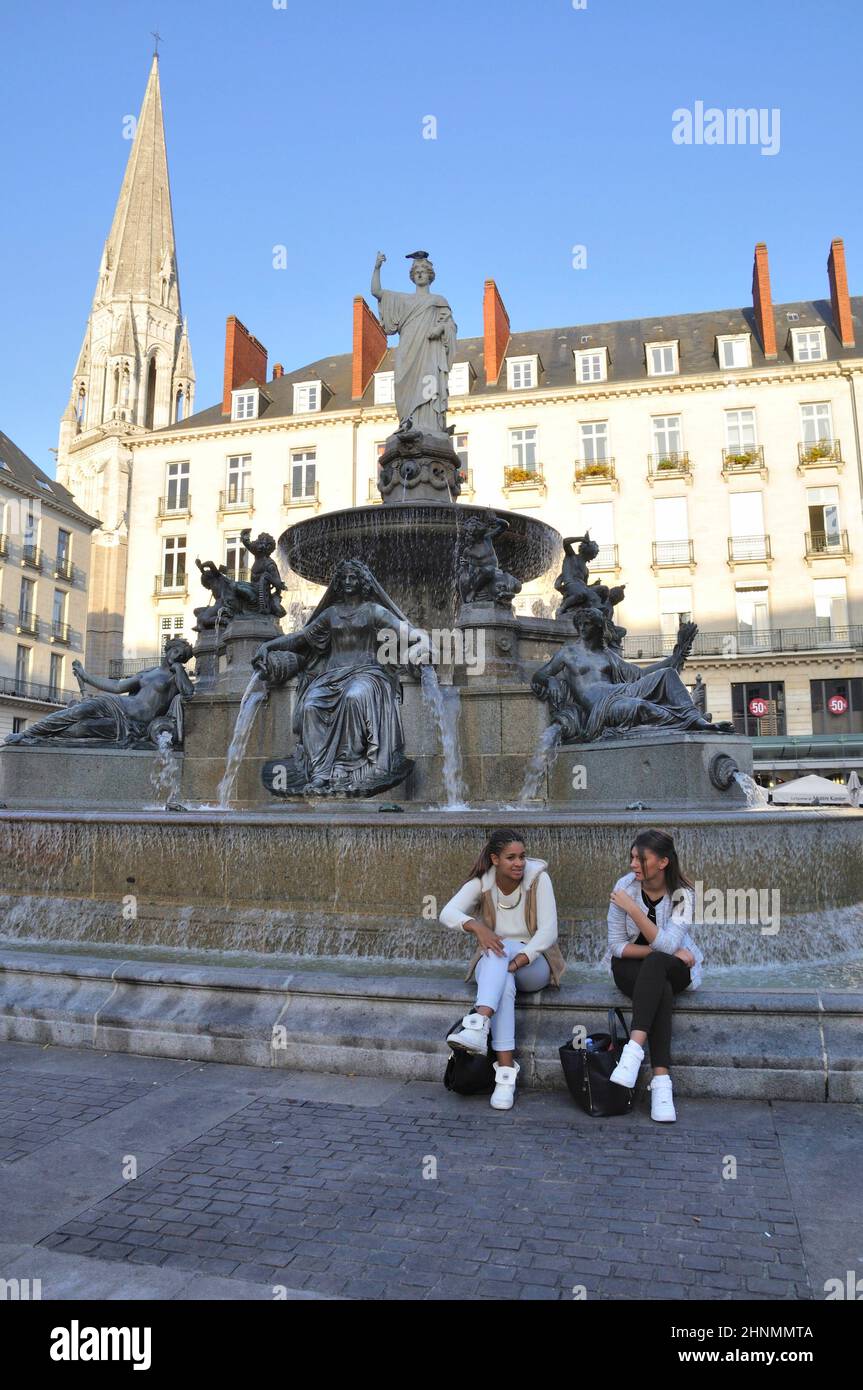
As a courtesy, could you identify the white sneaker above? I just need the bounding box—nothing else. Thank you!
[446,1012,490,1055]
[490,1062,520,1110]
[649,1075,677,1122]
[609,1038,644,1089]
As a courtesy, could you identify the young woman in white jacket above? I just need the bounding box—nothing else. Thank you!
[605,828,702,1122]
[439,829,565,1111]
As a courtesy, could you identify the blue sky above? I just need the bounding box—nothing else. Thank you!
[2,0,861,472]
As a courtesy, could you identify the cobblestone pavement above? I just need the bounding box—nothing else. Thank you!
[0,1041,860,1301]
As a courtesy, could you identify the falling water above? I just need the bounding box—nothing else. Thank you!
[419,664,468,808]
[733,770,770,809]
[516,724,562,804]
[217,672,268,808]
[150,730,182,809]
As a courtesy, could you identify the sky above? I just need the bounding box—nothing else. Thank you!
[1,0,861,473]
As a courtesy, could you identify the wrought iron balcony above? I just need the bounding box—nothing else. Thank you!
[283,481,319,508]
[798,438,842,469]
[648,451,691,482]
[218,487,254,513]
[621,624,863,660]
[0,674,77,706]
[805,529,850,558]
[503,463,545,492]
[51,621,72,644]
[0,533,8,559]
[722,445,765,476]
[153,574,189,597]
[53,554,75,582]
[590,543,620,570]
[16,611,39,637]
[728,534,772,563]
[573,458,616,488]
[652,539,695,567]
[157,494,192,519]
[21,544,43,571]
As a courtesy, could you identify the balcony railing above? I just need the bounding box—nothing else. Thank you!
[805,529,850,558]
[504,463,546,492]
[648,451,691,481]
[573,458,616,488]
[218,487,254,513]
[621,625,863,660]
[109,655,162,678]
[590,543,620,570]
[0,674,78,706]
[728,534,772,563]
[16,611,38,637]
[21,544,43,571]
[283,481,319,508]
[53,554,74,582]
[153,574,189,597]
[722,445,765,476]
[798,438,842,469]
[652,539,695,567]
[51,621,72,644]
[158,495,192,519]
[0,533,8,558]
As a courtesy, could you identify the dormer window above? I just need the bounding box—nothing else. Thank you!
[448,362,473,397]
[373,371,395,406]
[646,341,679,377]
[0,458,10,471]
[791,327,826,363]
[506,356,539,390]
[293,381,321,413]
[573,348,608,383]
[232,389,259,421]
[717,334,751,370]
[36,479,53,493]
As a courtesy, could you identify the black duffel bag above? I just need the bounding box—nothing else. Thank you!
[559,1008,636,1116]
[443,1017,496,1095]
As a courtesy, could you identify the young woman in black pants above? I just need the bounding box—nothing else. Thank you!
[604,828,702,1121]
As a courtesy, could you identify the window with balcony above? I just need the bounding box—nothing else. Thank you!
[735,583,770,650]
[798,401,840,468]
[573,349,607,383]
[813,577,848,637]
[506,357,538,390]
[653,496,691,566]
[290,448,317,501]
[717,334,751,369]
[49,653,63,701]
[791,328,826,363]
[161,535,187,591]
[509,428,537,474]
[18,577,36,634]
[581,501,617,569]
[52,588,65,630]
[224,533,250,583]
[807,486,844,554]
[54,528,73,579]
[645,341,679,376]
[231,389,259,421]
[728,492,770,562]
[373,372,395,405]
[580,420,609,464]
[165,461,190,512]
[659,586,692,640]
[448,362,472,397]
[225,455,252,507]
[649,415,687,476]
[15,644,30,693]
[293,381,321,413]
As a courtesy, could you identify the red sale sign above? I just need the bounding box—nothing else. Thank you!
[748,697,769,717]
[828,694,849,715]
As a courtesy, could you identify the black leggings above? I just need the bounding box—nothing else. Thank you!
[611,951,691,1070]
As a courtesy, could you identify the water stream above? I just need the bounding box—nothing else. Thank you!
[217,673,268,808]
[733,770,770,809]
[419,664,468,809]
[149,730,182,809]
[516,724,562,803]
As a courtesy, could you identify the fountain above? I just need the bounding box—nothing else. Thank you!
[0,248,861,1101]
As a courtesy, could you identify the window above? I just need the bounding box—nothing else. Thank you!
[646,341,679,376]
[160,615,185,651]
[732,681,786,737]
[161,536,187,590]
[56,529,71,566]
[574,349,607,383]
[659,587,693,640]
[226,455,251,505]
[654,497,688,546]
[166,462,190,511]
[36,479,53,494]
[373,372,395,405]
[811,678,863,735]
[454,433,468,470]
[509,428,538,472]
[718,335,751,369]
[0,457,10,472]
[224,534,249,583]
[293,381,321,413]
[725,409,757,449]
[581,501,615,568]
[736,583,770,649]
[291,448,317,500]
[52,589,66,628]
[23,505,38,547]
[800,402,833,443]
[18,577,35,626]
[15,644,29,692]
[729,493,768,560]
[580,421,609,462]
[232,390,258,421]
[807,486,842,550]
[507,357,538,390]
[12,717,26,735]
[791,328,826,363]
[813,577,848,635]
[49,653,63,700]
[448,363,471,396]
[652,415,682,456]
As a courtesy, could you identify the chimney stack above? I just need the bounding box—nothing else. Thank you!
[352,296,387,399]
[827,238,855,348]
[751,243,777,361]
[483,279,511,386]
[272,362,284,379]
[222,316,268,414]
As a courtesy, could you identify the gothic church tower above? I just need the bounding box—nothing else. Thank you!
[57,55,194,672]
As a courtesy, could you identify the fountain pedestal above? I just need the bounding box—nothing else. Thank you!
[547,731,754,810]
[192,628,224,692]
[220,615,281,697]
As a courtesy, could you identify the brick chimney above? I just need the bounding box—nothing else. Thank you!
[827,238,855,348]
[483,279,510,386]
[751,243,777,361]
[352,297,387,399]
[222,316,268,414]
[272,363,284,379]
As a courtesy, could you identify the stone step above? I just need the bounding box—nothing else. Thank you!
[0,947,860,1102]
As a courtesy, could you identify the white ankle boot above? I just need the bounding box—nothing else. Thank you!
[649,1075,676,1122]
[609,1038,644,1088]
[446,1012,490,1055]
[490,1061,520,1110]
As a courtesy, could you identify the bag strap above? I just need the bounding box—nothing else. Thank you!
[608,1007,630,1049]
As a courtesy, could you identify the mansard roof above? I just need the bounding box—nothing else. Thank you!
[0,430,99,529]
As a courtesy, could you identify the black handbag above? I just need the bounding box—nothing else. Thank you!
[558,1008,636,1116]
[443,1017,496,1095]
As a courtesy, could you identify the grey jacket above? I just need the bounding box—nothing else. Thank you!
[604,871,703,989]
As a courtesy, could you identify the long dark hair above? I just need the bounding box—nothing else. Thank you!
[630,828,692,898]
[470,828,525,880]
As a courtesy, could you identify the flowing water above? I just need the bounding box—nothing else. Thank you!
[217,673,267,808]
[149,730,182,809]
[419,664,468,809]
[733,770,770,809]
[516,724,562,803]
